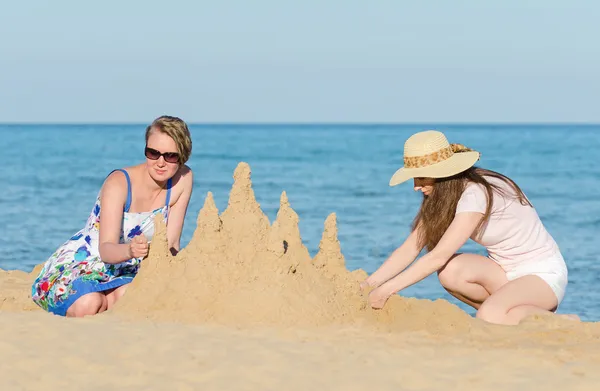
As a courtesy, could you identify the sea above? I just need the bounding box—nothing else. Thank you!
[2,124,599,321]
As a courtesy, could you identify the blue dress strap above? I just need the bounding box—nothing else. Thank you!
[107,169,132,213]
[165,178,172,208]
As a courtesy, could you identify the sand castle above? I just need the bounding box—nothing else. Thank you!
[110,162,473,335]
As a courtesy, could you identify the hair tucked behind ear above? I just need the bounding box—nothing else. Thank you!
[411,167,531,252]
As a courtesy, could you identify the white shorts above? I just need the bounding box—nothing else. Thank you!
[503,252,568,306]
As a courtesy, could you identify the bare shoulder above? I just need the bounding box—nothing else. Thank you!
[168,165,193,206]
[100,170,129,199]
[177,164,194,188]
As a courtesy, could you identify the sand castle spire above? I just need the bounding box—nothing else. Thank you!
[222,162,261,214]
[280,190,289,205]
[146,214,170,266]
[197,191,220,227]
[268,191,311,270]
[180,191,224,258]
[312,213,346,275]
[220,162,270,263]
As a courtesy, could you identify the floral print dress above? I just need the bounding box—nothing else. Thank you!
[32,169,172,316]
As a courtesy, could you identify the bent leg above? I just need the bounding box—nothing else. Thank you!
[105,284,128,309]
[437,253,508,309]
[66,292,108,318]
[476,275,558,325]
[508,306,581,322]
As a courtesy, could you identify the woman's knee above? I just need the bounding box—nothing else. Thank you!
[66,293,107,317]
[438,253,507,293]
[105,285,128,309]
[437,254,470,289]
[475,301,508,324]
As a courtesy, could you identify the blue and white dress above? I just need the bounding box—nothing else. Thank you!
[31,168,171,316]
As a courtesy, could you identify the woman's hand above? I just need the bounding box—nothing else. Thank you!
[129,234,148,259]
[364,228,424,292]
[368,285,393,309]
[359,278,374,291]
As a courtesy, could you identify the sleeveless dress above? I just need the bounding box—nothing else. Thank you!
[31,169,172,316]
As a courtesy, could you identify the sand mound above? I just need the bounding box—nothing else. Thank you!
[0,268,41,312]
[112,162,472,335]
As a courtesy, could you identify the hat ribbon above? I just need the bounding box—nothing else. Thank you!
[403,143,477,169]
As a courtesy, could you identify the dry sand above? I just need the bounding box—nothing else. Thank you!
[1,162,600,390]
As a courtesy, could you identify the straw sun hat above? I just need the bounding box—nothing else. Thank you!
[389,130,481,186]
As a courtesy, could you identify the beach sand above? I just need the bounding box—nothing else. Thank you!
[1,162,599,390]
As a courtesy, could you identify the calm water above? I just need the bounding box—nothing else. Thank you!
[2,124,599,321]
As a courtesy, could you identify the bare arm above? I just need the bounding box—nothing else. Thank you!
[166,167,194,255]
[98,172,136,264]
[364,226,424,288]
[375,212,484,297]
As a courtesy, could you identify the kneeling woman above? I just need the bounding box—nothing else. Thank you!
[363,130,576,325]
[32,116,194,317]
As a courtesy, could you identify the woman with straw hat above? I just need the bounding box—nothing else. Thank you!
[361,130,578,325]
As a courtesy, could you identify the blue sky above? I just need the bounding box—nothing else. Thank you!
[0,0,598,123]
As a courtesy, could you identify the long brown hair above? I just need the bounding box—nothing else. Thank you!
[411,167,531,252]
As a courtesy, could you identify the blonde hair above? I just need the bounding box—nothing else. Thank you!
[145,115,192,164]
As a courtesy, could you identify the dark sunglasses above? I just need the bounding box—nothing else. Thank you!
[144,147,180,163]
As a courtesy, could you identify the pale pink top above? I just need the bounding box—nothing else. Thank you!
[455,176,560,269]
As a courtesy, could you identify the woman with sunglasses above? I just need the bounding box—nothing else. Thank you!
[31,115,194,317]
